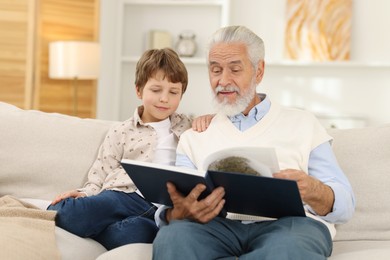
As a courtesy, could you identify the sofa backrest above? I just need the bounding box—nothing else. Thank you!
[0,102,117,200]
[329,124,390,241]
[2,102,390,242]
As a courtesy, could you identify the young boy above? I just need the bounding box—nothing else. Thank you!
[48,48,208,250]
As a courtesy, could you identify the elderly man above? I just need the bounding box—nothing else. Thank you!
[153,25,355,260]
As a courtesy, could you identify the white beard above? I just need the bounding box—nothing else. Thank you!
[212,81,257,117]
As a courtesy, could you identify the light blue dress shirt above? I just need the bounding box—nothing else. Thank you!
[176,95,355,224]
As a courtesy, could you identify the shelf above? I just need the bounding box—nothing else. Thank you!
[121,0,227,6]
[121,58,390,68]
[109,0,230,120]
[120,0,229,58]
[266,60,390,69]
[121,56,206,65]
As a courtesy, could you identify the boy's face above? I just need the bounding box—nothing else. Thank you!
[136,70,183,123]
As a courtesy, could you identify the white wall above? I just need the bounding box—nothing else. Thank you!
[229,0,390,127]
[229,0,390,62]
[97,0,118,120]
[98,0,390,127]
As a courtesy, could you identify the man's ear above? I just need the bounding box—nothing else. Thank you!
[135,86,142,99]
[255,60,265,84]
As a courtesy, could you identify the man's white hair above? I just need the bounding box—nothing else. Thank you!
[207,25,265,69]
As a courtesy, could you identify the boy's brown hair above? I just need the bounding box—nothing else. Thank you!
[135,48,188,95]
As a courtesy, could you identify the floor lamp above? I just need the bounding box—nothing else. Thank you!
[49,41,100,116]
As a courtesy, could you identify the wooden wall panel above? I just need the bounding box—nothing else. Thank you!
[0,0,98,118]
[35,0,99,118]
[0,0,34,109]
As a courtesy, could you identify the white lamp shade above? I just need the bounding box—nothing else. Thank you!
[49,41,100,79]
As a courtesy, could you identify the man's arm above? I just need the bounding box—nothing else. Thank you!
[274,142,355,223]
[274,168,335,216]
[176,153,197,169]
[155,153,225,226]
[155,153,196,227]
[307,141,355,223]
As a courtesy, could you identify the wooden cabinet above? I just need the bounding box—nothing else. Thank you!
[0,0,99,118]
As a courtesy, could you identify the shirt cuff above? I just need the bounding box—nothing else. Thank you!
[323,182,355,223]
[154,205,171,227]
[76,189,90,197]
[306,182,355,224]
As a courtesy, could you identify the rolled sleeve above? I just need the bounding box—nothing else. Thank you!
[322,182,355,223]
[308,142,355,223]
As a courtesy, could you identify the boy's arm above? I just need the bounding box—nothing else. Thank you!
[191,114,214,132]
[50,190,86,205]
[78,124,124,196]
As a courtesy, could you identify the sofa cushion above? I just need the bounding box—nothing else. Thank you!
[55,227,107,260]
[0,102,116,200]
[328,124,390,241]
[96,243,152,260]
[330,240,390,260]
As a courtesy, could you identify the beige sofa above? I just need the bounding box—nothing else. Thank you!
[1,101,390,260]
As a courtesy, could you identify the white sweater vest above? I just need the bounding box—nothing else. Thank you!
[178,101,331,172]
[177,100,336,238]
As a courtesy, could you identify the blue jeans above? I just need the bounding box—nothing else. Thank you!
[153,216,332,260]
[48,190,158,250]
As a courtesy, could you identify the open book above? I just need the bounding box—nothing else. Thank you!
[121,147,305,219]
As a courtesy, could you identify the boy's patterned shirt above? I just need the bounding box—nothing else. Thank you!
[78,106,192,196]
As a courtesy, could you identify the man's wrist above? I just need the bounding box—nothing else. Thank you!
[159,207,172,224]
[165,208,172,223]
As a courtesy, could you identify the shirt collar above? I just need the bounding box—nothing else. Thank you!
[132,105,145,127]
[132,105,182,128]
[229,93,270,123]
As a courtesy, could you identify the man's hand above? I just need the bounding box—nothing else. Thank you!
[165,182,225,223]
[273,169,334,216]
[192,114,215,132]
[51,190,87,205]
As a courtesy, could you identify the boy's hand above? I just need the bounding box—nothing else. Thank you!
[192,114,215,132]
[51,190,87,205]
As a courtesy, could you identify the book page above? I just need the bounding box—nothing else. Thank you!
[202,147,280,178]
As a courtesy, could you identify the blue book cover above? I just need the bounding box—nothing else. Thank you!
[121,147,305,219]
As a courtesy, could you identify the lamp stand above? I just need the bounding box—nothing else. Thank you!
[72,77,79,116]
